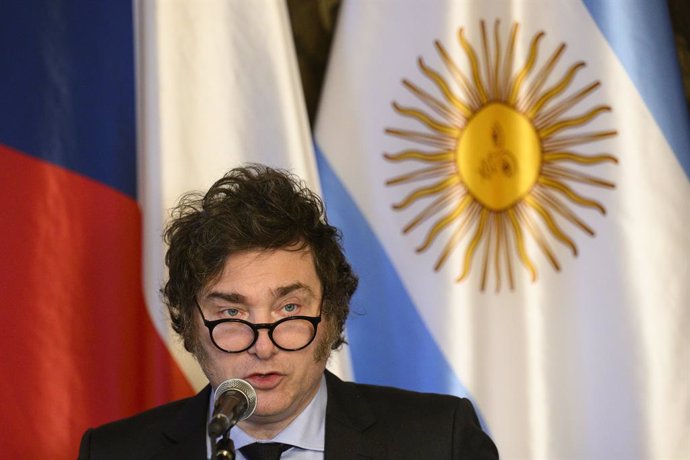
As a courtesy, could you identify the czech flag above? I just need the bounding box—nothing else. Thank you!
[0,0,321,458]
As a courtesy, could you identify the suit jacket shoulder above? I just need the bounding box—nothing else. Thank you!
[77,386,210,460]
[324,371,498,460]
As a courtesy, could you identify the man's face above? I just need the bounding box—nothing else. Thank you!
[194,246,329,433]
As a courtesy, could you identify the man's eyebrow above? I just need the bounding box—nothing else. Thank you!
[274,282,315,299]
[206,292,246,304]
[204,283,315,303]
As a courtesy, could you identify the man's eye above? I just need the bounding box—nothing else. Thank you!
[220,308,240,317]
[282,303,298,313]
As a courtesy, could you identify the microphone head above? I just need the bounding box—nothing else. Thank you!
[214,378,257,421]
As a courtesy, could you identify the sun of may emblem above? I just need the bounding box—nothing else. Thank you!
[384,20,618,291]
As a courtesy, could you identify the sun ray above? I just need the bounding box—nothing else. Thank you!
[516,204,561,271]
[494,213,502,291]
[539,106,611,138]
[501,213,516,289]
[538,177,606,213]
[402,187,463,233]
[393,175,460,210]
[533,188,595,236]
[434,202,482,270]
[458,28,490,104]
[542,130,617,150]
[534,81,600,128]
[542,164,616,188]
[392,102,461,137]
[518,43,566,112]
[402,79,467,126]
[384,149,455,162]
[385,128,455,149]
[524,195,578,255]
[525,61,585,117]
[500,23,519,100]
[457,208,490,282]
[417,193,473,251]
[507,208,538,281]
[492,20,502,100]
[480,211,494,290]
[418,58,472,116]
[542,151,618,165]
[507,31,545,105]
[386,163,453,185]
[480,20,498,102]
[435,41,482,109]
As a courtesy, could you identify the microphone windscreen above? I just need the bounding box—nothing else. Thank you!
[214,379,257,421]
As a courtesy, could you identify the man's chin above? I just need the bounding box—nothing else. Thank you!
[244,402,290,424]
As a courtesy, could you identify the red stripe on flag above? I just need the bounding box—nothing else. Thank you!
[0,145,194,458]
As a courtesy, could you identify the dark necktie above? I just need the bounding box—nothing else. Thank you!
[239,442,292,460]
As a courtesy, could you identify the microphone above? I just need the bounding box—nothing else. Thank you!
[208,379,257,438]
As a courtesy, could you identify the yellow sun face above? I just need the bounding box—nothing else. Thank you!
[385,20,618,291]
[458,103,542,210]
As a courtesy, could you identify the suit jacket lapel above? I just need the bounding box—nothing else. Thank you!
[152,385,211,460]
[324,371,382,460]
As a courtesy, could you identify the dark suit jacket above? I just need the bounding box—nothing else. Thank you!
[78,371,498,459]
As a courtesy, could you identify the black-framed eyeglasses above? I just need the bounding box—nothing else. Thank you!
[195,299,322,353]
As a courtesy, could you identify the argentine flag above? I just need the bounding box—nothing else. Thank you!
[315,1,690,459]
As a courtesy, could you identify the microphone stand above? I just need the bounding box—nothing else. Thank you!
[213,431,236,460]
[207,378,257,459]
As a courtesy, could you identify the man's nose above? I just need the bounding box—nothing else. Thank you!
[249,327,277,359]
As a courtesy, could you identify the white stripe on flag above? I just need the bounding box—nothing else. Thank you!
[136,0,352,390]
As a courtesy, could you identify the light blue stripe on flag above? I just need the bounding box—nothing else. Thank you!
[315,144,472,399]
[582,0,690,177]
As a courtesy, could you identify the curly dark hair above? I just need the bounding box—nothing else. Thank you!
[162,164,358,357]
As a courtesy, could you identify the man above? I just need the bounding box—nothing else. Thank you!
[78,165,498,459]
